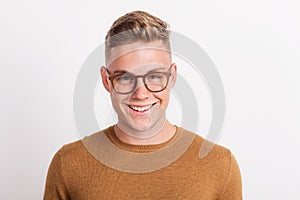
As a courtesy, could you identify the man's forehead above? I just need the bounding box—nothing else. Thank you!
[110,64,169,74]
[107,41,170,66]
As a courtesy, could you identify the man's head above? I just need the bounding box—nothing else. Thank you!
[104,10,171,65]
[101,11,177,138]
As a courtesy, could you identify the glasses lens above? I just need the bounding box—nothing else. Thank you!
[113,73,135,93]
[145,72,168,92]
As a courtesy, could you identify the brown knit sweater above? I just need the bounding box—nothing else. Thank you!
[44,126,242,200]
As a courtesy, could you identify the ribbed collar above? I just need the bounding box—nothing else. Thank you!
[103,125,180,153]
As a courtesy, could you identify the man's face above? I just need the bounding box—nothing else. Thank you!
[101,41,176,134]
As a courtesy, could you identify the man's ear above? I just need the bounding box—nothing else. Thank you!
[169,63,177,88]
[100,66,110,92]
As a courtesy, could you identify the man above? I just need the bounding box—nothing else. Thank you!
[44,10,242,199]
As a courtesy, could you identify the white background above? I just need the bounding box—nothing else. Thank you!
[1,0,300,199]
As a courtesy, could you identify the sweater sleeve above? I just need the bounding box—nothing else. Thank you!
[43,148,71,200]
[219,153,243,200]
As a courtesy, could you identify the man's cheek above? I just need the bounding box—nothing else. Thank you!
[111,95,127,113]
[110,96,121,113]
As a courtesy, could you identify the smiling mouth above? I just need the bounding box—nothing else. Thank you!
[128,103,157,112]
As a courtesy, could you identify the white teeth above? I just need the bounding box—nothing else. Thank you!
[129,105,152,112]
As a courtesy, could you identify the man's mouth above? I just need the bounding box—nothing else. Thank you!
[128,103,157,113]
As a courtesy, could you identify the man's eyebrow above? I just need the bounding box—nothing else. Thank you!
[148,67,168,72]
[112,67,168,75]
[111,70,128,74]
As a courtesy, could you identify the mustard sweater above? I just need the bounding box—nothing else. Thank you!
[44,126,242,199]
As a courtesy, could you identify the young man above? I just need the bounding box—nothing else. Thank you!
[44,11,242,199]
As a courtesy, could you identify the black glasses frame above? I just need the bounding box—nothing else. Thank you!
[106,65,172,94]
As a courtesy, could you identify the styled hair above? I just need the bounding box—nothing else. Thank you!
[105,11,171,61]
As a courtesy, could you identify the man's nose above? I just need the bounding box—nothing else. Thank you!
[132,78,149,99]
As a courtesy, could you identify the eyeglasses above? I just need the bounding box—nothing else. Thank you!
[106,65,172,94]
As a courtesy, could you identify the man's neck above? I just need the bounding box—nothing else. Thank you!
[114,121,176,145]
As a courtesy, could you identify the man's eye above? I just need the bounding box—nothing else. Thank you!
[116,74,134,83]
[148,73,163,80]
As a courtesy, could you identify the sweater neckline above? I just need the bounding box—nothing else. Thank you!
[103,125,180,153]
[81,126,196,173]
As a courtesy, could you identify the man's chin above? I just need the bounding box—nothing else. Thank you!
[118,118,166,139]
[125,120,155,132]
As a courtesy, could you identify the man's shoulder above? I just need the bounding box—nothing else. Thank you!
[53,139,85,158]
[180,127,232,162]
[53,130,107,161]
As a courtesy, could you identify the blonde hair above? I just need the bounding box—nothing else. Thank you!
[105,11,171,61]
